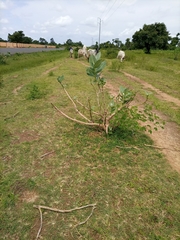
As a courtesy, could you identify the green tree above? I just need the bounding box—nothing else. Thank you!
[22,36,33,44]
[39,37,48,45]
[132,22,170,53]
[114,38,122,48]
[66,39,73,45]
[50,38,56,45]
[8,31,25,43]
[32,40,40,44]
[0,38,7,42]
[169,33,180,50]
[125,38,133,50]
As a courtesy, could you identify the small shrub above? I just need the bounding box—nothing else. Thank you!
[0,54,7,65]
[53,53,164,134]
[48,71,54,77]
[73,47,79,59]
[27,84,45,100]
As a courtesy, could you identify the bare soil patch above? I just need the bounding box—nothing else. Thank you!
[20,190,39,203]
[42,66,59,75]
[14,130,40,143]
[13,85,23,94]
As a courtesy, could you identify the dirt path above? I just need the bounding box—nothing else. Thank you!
[106,73,180,174]
[75,60,180,173]
[123,72,180,107]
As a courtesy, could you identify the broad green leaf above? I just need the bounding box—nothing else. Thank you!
[95,52,101,61]
[119,86,127,95]
[89,55,96,67]
[86,67,95,77]
[96,61,106,72]
[57,75,64,83]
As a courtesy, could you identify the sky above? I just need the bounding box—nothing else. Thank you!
[0,0,180,46]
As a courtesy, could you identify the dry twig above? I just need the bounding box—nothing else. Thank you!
[33,203,96,240]
[40,151,55,158]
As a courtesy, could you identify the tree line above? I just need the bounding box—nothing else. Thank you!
[0,22,179,53]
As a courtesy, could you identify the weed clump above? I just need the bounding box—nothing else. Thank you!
[27,84,45,100]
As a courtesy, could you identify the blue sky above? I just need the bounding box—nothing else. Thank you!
[0,0,179,46]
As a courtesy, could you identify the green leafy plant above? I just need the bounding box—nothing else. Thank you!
[0,54,7,65]
[27,84,45,100]
[52,52,164,134]
[48,71,54,76]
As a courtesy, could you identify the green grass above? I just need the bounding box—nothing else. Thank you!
[0,50,180,239]
[104,50,180,125]
[120,50,180,99]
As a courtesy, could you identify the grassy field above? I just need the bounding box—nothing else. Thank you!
[0,50,180,239]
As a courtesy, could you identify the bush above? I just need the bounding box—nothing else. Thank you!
[27,84,46,100]
[53,53,164,135]
[0,54,7,65]
[105,48,118,59]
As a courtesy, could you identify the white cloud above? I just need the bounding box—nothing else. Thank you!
[74,28,81,35]
[52,16,73,27]
[102,31,113,37]
[0,18,8,23]
[83,17,97,27]
[86,30,99,36]
[120,27,139,36]
[0,1,7,9]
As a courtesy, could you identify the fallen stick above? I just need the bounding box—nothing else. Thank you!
[40,151,55,158]
[33,203,96,240]
[116,146,140,150]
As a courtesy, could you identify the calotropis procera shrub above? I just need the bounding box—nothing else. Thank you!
[52,52,164,134]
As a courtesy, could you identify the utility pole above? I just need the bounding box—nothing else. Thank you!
[98,18,101,50]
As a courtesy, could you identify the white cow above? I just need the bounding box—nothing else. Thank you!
[78,45,88,59]
[117,50,125,62]
[88,49,97,56]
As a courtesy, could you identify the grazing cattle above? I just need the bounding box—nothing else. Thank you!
[78,45,88,59]
[117,50,125,62]
[88,49,97,56]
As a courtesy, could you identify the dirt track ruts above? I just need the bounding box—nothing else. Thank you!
[106,72,180,174]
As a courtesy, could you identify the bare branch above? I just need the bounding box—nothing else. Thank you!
[35,206,43,240]
[61,85,92,122]
[75,99,100,116]
[40,151,55,158]
[33,203,97,213]
[33,203,97,239]
[51,103,103,129]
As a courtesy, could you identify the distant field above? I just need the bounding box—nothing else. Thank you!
[0,50,180,239]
